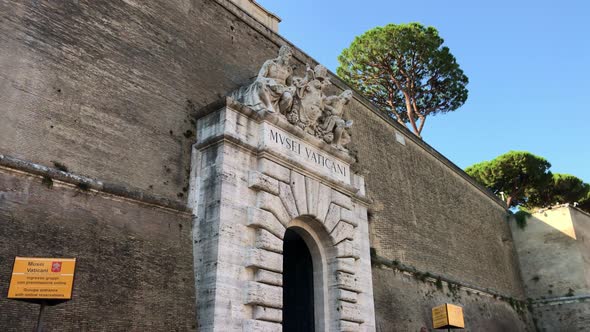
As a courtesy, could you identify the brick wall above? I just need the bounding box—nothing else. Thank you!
[0,168,196,331]
[371,266,532,331]
[347,100,524,297]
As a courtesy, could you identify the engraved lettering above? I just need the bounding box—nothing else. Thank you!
[267,126,349,181]
[270,129,279,143]
[337,163,346,176]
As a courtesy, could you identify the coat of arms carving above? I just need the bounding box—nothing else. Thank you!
[231,45,353,151]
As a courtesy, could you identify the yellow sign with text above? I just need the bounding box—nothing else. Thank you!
[8,257,76,300]
[432,303,465,329]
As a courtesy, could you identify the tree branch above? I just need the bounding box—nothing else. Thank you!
[417,115,426,135]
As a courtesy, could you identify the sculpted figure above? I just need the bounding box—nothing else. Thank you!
[289,64,331,134]
[320,90,354,148]
[231,46,354,151]
[231,45,295,113]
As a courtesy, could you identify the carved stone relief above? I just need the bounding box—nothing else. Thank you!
[231,45,354,151]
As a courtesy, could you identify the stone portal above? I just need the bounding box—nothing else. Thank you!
[188,47,375,332]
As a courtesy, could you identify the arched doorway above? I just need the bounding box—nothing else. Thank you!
[283,228,315,331]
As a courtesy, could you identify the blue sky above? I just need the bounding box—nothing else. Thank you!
[257,0,590,182]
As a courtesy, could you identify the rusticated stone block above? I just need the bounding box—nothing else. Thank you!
[243,319,282,332]
[245,282,283,309]
[330,221,355,245]
[278,181,299,219]
[351,174,366,197]
[253,306,282,323]
[258,158,290,183]
[316,182,332,222]
[254,269,283,286]
[247,207,285,240]
[339,302,364,323]
[248,171,279,195]
[255,228,283,253]
[338,289,358,303]
[331,189,353,210]
[336,257,356,274]
[335,240,360,259]
[324,203,341,233]
[338,320,360,332]
[290,171,308,215]
[340,207,358,227]
[335,271,361,293]
[246,248,283,273]
[305,177,320,216]
[257,191,291,226]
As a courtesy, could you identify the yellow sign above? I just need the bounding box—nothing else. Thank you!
[446,304,465,328]
[8,257,76,300]
[432,303,465,329]
[432,304,449,328]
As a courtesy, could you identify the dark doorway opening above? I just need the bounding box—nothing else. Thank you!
[283,228,315,332]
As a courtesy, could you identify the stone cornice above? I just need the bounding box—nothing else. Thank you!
[249,0,281,21]
[194,101,372,205]
[196,97,355,163]
[532,294,590,307]
[0,154,190,214]
[372,253,525,301]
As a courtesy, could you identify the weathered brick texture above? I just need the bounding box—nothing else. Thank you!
[0,169,196,331]
[371,267,532,332]
[347,101,524,297]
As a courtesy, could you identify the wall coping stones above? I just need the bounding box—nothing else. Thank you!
[532,294,590,307]
[0,154,190,213]
[371,252,525,301]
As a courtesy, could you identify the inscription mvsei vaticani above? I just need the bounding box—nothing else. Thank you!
[267,127,348,179]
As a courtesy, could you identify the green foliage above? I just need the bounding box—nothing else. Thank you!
[337,23,468,137]
[447,282,460,298]
[414,271,427,282]
[41,176,53,189]
[435,277,443,290]
[465,151,552,208]
[467,151,590,213]
[507,297,526,315]
[369,247,377,258]
[183,130,194,139]
[580,191,590,212]
[76,182,90,191]
[527,173,590,209]
[513,209,532,229]
[52,161,69,172]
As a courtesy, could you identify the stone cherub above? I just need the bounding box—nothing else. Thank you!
[319,90,354,149]
[231,45,295,114]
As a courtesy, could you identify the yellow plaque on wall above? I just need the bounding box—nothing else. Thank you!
[432,303,465,329]
[8,257,77,300]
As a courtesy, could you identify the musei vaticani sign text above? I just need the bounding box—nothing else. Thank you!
[260,122,350,184]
